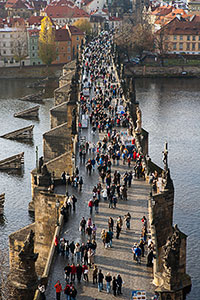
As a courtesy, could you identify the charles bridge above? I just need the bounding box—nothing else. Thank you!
[5,36,191,300]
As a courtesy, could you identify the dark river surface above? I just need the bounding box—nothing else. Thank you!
[0,79,54,247]
[135,78,200,299]
[0,78,199,298]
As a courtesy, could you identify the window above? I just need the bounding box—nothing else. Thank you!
[198,43,200,50]
[11,50,13,54]
[32,46,35,50]
[77,36,79,40]
[57,56,59,61]
[192,43,196,50]
[33,62,36,65]
[3,43,6,47]
[10,58,13,63]
[179,43,183,50]
[192,36,196,41]
[10,42,13,47]
[38,62,40,65]
[68,55,71,60]
[3,50,6,54]
[2,34,5,38]
[199,36,200,41]
[67,47,70,53]
[186,43,190,50]
[174,35,177,40]
[32,53,35,57]
[173,43,177,50]
[68,41,71,45]
[77,45,79,49]
[187,35,190,41]
[180,35,183,40]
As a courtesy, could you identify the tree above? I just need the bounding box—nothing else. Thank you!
[73,19,91,38]
[114,18,154,61]
[155,29,172,66]
[38,16,57,66]
[12,25,28,68]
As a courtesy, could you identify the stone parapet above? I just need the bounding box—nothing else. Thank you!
[43,122,72,163]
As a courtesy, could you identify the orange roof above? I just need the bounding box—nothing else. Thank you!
[158,15,200,35]
[44,4,89,19]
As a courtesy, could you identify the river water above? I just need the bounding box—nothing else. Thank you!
[0,78,199,298]
[0,79,54,248]
[135,78,200,299]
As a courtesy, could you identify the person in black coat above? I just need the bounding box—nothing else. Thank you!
[76,264,83,282]
[112,276,118,296]
[117,274,123,295]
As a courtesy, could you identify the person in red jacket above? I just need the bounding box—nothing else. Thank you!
[70,263,77,282]
[54,280,62,300]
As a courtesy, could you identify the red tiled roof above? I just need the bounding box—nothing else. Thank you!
[55,28,71,41]
[158,15,200,35]
[44,4,89,19]
[5,0,33,9]
[28,28,40,36]
[27,15,43,25]
[50,0,74,6]
[68,25,84,35]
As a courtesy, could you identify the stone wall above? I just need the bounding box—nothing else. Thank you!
[126,64,200,78]
[34,189,65,275]
[9,224,38,300]
[50,102,68,129]
[54,84,71,106]
[43,122,72,163]
[45,151,74,177]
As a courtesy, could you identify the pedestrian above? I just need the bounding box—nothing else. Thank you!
[86,225,92,241]
[105,272,112,294]
[64,283,71,300]
[88,199,93,214]
[79,176,83,191]
[112,276,118,296]
[93,265,98,284]
[124,212,131,229]
[108,217,114,231]
[69,241,75,260]
[54,235,59,254]
[117,274,123,295]
[98,269,104,292]
[70,263,77,282]
[64,263,71,283]
[88,248,94,268]
[82,264,89,281]
[71,195,77,211]
[69,284,77,300]
[93,198,99,213]
[76,264,83,283]
[54,280,62,300]
[38,283,46,300]
[79,217,86,233]
[75,242,81,261]
[116,223,121,239]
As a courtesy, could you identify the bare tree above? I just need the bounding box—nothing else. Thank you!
[155,29,172,66]
[12,25,28,68]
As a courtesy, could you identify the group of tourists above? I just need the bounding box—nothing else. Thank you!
[38,31,156,300]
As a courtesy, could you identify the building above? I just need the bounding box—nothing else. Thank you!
[81,0,106,14]
[157,15,200,55]
[52,28,72,64]
[188,0,200,11]
[41,0,90,26]
[5,0,34,18]
[66,24,84,59]
[0,25,29,67]
[27,29,42,65]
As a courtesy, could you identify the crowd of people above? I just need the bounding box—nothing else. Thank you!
[38,31,156,300]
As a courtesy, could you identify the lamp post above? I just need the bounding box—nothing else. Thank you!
[36,146,38,172]
[56,199,60,226]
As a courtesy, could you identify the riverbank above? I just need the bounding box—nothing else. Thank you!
[125,64,200,78]
[0,64,63,79]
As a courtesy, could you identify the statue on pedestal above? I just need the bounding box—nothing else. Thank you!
[135,106,142,134]
[162,142,168,172]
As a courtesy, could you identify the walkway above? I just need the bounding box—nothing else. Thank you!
[45,34,154,300]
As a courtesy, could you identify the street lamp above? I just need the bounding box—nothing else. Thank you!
[56,199,60,226]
